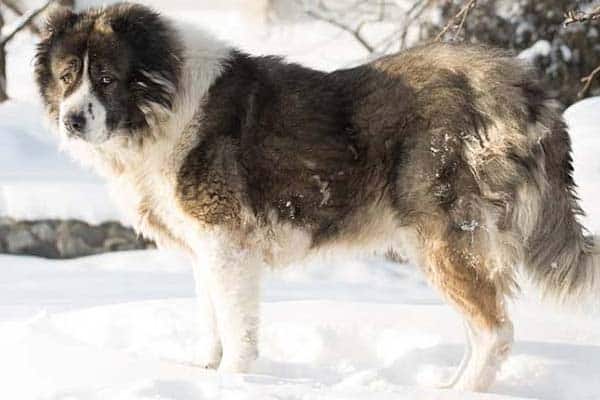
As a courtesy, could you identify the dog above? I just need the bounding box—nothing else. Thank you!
[35,3,599,391]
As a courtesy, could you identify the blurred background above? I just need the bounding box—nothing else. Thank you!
[0,0,598,259]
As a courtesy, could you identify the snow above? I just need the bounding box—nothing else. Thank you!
[565,96,600,233]
[560,45,572,62]
[517,40,552,62]
[1,251,600,399]
[1,1,600,399]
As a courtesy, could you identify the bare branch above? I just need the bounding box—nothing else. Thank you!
[578,65,600,99]
[0,0,53,46]
[435,0,478,42]
[298,0,431,55]
[564,6,600,27]
[305,8,375,53]
[1,0,41,34]
[0,8,7,102]
[2,0,24,16]
[563,5,600,98]
[398,0,433,49]
[312,0,372,19]
[377,0,385,22]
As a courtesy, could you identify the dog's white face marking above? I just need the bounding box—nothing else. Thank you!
[59,55,109,144]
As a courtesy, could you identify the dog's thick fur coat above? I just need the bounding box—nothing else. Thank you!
[35,3,599,391]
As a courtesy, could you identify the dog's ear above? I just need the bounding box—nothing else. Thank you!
[35,7,78,119]
[105,4,182,64]
[104,4,162,42]
[41,6,78,41]
[102,4,182,112]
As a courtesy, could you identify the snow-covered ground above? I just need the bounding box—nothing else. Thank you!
[2,250,600,399]
[1,1,600,399]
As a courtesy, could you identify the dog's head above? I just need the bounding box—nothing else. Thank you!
[35,3,182,144]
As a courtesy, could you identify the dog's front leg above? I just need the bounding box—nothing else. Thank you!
[201,243,262,373]
[192,262,222,369]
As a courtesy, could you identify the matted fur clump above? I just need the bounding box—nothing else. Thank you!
[34,3,599,392]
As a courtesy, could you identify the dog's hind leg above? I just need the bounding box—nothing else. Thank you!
[455,317,513,391]
[421,237,513,392]
[444,320,472,387]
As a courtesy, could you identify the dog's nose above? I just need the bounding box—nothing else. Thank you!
[64,112,86,136]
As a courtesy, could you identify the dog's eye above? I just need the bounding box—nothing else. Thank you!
[100,76,114,85]
[60,73,73,85]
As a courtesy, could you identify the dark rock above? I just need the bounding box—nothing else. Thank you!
[64,220,106,248]
[5,225,37,253]
[0,218,154,258]
[56,234,96,258]
[24,242,60,258]
[31,221,56,243]
[0,216,15,226]
[0,224,9,251]
[104,236,137,252]
[101,221,132,237]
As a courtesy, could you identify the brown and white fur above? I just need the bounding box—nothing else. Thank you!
[35,3,599,392]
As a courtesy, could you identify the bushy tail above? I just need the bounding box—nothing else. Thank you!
[523,118,599,302]
[527,230,599,302]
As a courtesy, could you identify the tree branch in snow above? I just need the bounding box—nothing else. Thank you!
[578,65,600,99]
[398,0,434,50]
[564,6,600,27]
[304,7,375,53]
[1,0,40,34]
[435,0,478,42]
[563,5,600,98]
[297,0,440,55]
[0,0,54,46]
[1,0,21,14]
[0,8,7,102]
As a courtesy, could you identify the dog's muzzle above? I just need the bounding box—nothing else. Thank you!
[64,111,87,138]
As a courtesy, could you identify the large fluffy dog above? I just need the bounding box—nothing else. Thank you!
[35,3,599,391]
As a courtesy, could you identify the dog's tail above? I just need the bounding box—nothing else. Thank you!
[520,117,599,303]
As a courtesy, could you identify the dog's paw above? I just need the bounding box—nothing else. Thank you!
[217,347,258,374]
[192,343,223,370]
[199,360,220,370]
[217,358,249,373]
